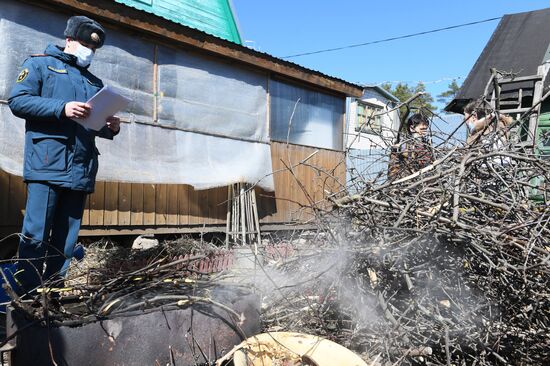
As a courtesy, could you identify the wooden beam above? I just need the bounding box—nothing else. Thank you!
[76,223,317,236]
[20,0,363,97]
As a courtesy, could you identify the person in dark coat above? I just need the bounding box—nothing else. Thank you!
[8,15,120,296]
[388,113,434,180]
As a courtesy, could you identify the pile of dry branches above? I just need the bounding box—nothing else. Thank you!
[259,125,549,365]
[5,238,245,330]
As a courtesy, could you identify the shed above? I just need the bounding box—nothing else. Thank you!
[444,8,550,114]
[0,0,363,237]
[444,7,550,159]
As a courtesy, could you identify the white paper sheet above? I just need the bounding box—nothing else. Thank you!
[74,85,131,131]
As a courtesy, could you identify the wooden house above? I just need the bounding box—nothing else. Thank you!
[0,0,363,237]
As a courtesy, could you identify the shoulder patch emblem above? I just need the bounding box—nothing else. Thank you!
[47,66,68,74]
[16,68,29,83]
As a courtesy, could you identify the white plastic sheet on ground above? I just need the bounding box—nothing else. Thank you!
[0,0,274,191]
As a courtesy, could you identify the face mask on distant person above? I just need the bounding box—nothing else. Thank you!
[73,43,94,67]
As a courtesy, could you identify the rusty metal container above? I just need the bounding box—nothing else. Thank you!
[5,290,260,366]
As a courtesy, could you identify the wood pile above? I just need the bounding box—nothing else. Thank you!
[260,127,549,365]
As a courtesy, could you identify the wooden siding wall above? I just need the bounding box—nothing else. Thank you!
[261,141,346,223]
[0,142,346,235]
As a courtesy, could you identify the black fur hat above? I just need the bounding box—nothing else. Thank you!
[64,16,106,48]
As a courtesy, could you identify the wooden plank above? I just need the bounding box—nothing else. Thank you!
[303,148,316,221]
[103,182,119,226]
[198,188,210,224]
[7,174,26,226]
[270,143,284,222]
[278,143,291,222]
[81,195,90,226]
[310,146,322,207]
[130,183,144,225]
[118,183,131,226]
[289,145,301,222]
[143,184,156,225]
[296,146,310,221]
[178,184,190,226]
[208,187,226,224]
[155,184,167,225]
[325,150,338,200]
[187,186,201,225]
[336,152,347,192]
[267,141,347,223]
[295,146,314,221]
[166,185,179,225]
[76,223,318,237]
[216,186,229,224]
[286,145,299,222]
[89,181,105,226]
[0,170,10,227]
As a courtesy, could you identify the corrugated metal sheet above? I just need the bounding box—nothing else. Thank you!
[114,0,242,44]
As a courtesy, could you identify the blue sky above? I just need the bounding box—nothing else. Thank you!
[232,1,549,110]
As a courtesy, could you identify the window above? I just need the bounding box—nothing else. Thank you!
[356,102,383,134]
[270,79,345,150]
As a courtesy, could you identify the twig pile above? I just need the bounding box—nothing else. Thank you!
[260,129,549,365]
[8,238,245,329]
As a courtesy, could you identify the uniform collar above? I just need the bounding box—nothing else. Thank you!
[44,44,89,69]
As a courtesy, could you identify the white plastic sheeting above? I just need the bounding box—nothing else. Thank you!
[270,79,344,150]
[95,122,273,190]
[0,0,274,191]
[157,46,268,142]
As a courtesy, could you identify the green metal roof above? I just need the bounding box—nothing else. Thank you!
[114,0,242,44]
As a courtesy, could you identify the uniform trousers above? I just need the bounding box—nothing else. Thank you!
[16,182,86,295]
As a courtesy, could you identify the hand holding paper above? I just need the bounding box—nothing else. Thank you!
[71,85,131,131]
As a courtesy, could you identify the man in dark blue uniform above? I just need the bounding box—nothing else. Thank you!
[8,16,120,296]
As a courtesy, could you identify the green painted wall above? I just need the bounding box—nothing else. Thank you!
[537,106,550,158]
[530,104,549,202]
[115,0,242,44]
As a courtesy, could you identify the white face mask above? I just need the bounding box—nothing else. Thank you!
[73,43,94,67]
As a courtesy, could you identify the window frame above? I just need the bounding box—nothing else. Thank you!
[355,101,383,134]
[268,76,346,151]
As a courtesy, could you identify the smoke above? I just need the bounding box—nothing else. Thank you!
[224,226,495,359]
[226,232,382,338]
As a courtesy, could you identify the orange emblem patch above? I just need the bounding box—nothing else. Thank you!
[16,68,29,83]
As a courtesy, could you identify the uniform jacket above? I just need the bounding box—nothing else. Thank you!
[8,44,117,192]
